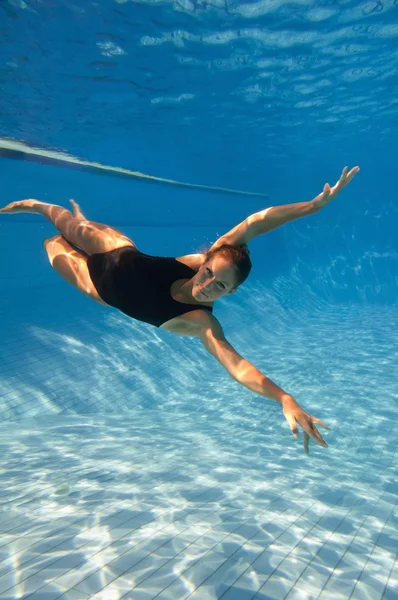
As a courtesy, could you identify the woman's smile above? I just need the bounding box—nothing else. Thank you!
[196,287,208,298]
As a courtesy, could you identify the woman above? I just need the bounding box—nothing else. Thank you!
[0,165,359,453]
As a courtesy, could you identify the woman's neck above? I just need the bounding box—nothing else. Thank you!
[179,278,195,301]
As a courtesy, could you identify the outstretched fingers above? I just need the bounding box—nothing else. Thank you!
[285,413,299,439]
[326,165,360,199]
[304,432,310,455]
[310,416,331,430]
[286,416,327,453]
[283,398,330,453]
[346,165,360,183]
[331,166,349,192]
[322,183,331,197]
[337,165,360,189]
[285,410,328,445]
[303,419,328,448]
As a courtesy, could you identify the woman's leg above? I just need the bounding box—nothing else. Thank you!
[43,234,108,304]
[0,199,136,255]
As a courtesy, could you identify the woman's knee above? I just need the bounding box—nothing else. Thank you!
[43,233,62,247]
[42,234,103,303]
[43,234,65,264]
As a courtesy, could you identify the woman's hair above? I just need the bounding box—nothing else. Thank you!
[204,243,252,288]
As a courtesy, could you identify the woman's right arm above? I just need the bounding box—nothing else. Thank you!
[208,166,360,252]
[197,313,329,454]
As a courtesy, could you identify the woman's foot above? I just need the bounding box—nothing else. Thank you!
[69,199,86,220]
[0,199,42,214]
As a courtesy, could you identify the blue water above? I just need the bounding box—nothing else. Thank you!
[0,1,397,599]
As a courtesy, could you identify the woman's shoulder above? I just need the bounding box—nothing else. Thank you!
[175,253,205,271]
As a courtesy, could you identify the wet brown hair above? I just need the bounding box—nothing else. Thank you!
[204,244,252,288]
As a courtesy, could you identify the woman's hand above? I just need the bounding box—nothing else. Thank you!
[281,395,330,455]
[312,165,360,210]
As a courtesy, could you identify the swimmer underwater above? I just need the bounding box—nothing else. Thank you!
[0,165,359,454]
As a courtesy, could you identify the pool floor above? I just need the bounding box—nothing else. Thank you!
[0,285,397,599]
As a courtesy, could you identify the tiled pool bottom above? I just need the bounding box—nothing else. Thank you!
[0,408,396,600]
[1,282,397,599]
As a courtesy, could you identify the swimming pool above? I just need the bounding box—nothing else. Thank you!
[0,1,397,599]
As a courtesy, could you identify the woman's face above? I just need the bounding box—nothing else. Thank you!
[192,255,237,302]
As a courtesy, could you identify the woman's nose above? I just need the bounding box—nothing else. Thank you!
[204,277,215,289]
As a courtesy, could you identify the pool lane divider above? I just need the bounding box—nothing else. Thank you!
[0,138,268,199]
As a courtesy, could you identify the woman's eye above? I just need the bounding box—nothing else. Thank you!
[206,268,212,275]
[218,282,226,289]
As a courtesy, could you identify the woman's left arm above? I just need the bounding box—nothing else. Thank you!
[196,312,330,454]
[212,165,360,249]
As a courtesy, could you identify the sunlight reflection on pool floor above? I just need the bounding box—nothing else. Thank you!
[0,284,397,599]
[0,402,396,599]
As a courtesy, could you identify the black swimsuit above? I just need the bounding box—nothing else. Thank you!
[87,246,213,327]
